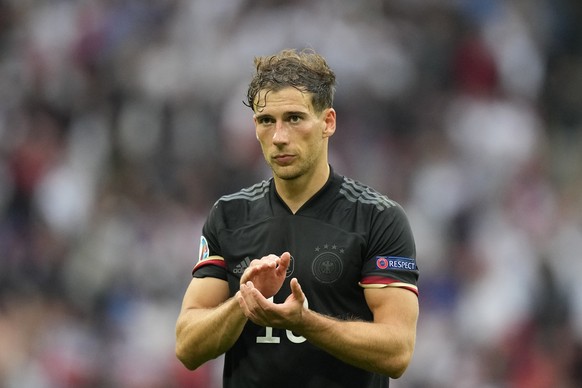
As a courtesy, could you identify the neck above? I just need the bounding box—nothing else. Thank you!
[274,164,330,214]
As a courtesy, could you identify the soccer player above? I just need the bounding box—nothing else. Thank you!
[175,48,419,388]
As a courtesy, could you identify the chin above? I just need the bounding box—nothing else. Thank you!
[271,165,303,181]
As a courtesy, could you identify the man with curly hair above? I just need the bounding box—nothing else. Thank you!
[176,49,419,388]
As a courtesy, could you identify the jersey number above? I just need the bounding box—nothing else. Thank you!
[256,297,307,344]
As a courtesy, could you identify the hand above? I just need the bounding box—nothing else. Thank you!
[239,252,291,298]
[237,278,306,331]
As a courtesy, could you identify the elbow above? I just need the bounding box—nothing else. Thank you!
[176,344,196,370]
[384,331,417,379]
[373,341,414,379]
[388,363,408,379]
[176,337,223,371]
[385,348,414,379]
[175,320,205,370]
[380,357,409,379]
[175,341,205,371]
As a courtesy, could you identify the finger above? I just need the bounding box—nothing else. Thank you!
[260,254,278,266]
[239,283,262,319]
[236,290,251,316]
[245,281,271,306]
[249,292,279,325]
[242,281,275,309]
[240,283,275,323]
[276,252,291,275]
[254,258,277,271]
[240,265,261,284]
[239,281,255,298]
[242,280,255,291]
[290,278,305,303]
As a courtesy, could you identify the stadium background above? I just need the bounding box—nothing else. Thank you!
[1,0,581,387]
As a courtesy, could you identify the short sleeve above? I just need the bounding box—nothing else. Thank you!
[359,203,419,295]
[192,203,228,279]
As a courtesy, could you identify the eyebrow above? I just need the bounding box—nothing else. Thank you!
[285,111,307,117]
[255,113,273,122]
[255,111,307,120]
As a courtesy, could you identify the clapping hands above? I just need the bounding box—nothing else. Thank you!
[239,252,291,298]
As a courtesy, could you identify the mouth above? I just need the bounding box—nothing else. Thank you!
[272,154,295,166]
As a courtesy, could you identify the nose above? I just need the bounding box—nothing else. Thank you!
[272,121,289,145]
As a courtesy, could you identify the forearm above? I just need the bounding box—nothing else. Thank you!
[296,309,416,378]
[175,297,247,370]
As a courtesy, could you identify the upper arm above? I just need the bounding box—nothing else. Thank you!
[176,257,240,369]
[180,258,230,312]
[363,287,419,377]
[365,287,419,334]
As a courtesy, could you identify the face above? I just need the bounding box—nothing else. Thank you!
[253,87,336,182]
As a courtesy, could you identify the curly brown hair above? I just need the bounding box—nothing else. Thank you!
[245,48,336,113]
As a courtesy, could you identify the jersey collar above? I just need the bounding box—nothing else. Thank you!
[269,165,340,216]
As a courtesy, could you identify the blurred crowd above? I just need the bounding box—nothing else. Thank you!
[1,0,581,387]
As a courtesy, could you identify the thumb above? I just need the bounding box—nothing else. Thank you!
[277,252,291,273]
[280,252,291,264]
[290,278,304,303]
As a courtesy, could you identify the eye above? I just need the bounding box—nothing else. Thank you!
[289,115,301,123]
[258,116,275,125]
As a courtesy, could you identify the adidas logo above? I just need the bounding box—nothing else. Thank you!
[233,256,252,274]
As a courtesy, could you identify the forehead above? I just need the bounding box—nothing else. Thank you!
[254,87,314,114]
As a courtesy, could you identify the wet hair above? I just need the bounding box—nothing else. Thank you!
[245,48,336,113]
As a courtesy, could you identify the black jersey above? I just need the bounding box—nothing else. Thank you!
[192,167,418,388]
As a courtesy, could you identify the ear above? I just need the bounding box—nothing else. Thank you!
[253,114,259,140]
[322,108,336,139]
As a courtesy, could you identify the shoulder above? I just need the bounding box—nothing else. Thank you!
[215,179,272,205]
[337,175,399,212]
[206,179,272,228]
